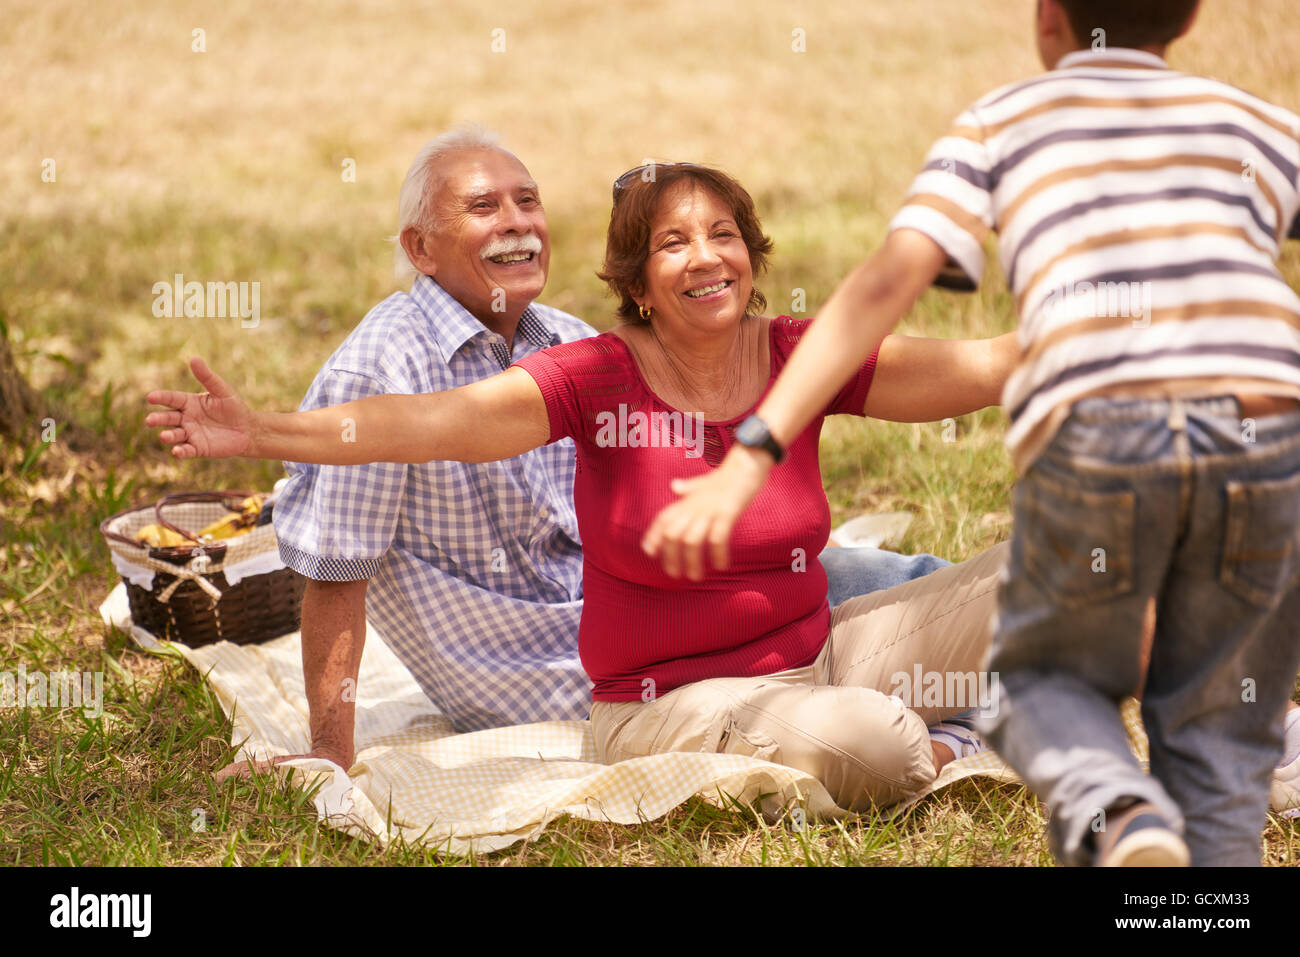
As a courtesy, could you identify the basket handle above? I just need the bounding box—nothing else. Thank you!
[97,490,254,549]
[153,490,254,545]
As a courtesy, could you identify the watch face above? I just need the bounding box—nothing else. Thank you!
[735,417,768,447]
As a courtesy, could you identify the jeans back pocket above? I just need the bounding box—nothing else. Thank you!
[1220,471,1300,609]
[1019,468,1136,609]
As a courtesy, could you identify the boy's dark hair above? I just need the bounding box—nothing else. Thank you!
[1056,0,1198,49]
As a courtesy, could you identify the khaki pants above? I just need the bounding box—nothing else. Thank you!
[590,541,1006,811]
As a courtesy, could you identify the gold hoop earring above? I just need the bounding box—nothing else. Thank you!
[638,303,652,321]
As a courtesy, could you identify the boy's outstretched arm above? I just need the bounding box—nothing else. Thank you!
[145,356,551,465]
[642,228,950,581]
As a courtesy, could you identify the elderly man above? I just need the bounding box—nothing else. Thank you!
[214,127,949,778]
[247,127,593,776]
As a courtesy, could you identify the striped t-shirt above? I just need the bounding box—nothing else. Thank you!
[889,47,1300,469]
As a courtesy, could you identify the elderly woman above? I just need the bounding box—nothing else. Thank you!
[146,163,1015,811]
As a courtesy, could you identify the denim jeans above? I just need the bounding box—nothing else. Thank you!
[980,395,1300,866]
[820,546,951,609]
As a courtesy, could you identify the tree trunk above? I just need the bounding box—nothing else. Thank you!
[0,327,42,442]
[0,323,93,450]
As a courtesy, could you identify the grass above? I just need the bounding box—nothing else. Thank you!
[3,0,1300,866]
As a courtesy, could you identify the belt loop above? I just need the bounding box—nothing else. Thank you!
[1167,397,1187,432]
[1168,396,1192,464]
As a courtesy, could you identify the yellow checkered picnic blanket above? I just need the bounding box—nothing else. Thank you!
[99,583,1149,855]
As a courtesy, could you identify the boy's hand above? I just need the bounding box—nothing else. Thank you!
[145,356,257,459]
[642,445,774,580]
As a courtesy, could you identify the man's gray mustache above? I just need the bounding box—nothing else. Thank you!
[480,235,543,260]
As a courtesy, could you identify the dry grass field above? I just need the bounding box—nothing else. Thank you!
[2,0,1299,866]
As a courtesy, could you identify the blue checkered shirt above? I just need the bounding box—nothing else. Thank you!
[273,275,597,731]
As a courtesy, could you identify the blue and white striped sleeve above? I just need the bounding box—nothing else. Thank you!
[887,107,995,291]
[1290,129,1300,240]
[273,368,409,582]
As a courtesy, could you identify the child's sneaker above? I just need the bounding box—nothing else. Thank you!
[929,710,988,760]
[1270,707,1300,818]
[1095,801,1189,867]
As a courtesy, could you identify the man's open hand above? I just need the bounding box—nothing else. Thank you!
[145,356,257,460]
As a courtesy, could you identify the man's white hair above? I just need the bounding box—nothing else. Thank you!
[392,124,513,282]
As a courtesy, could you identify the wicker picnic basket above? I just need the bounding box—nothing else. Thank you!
[100,490,306,647]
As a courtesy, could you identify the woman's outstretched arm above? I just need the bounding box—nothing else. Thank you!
[145,356,551,465]
[864,331,1019,422]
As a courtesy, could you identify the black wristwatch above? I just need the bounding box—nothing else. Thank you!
[734,415,786,463]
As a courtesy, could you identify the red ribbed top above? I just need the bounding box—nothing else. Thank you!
[513,317,878,700]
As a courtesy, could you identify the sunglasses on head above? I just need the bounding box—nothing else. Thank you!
[612,162,709,196]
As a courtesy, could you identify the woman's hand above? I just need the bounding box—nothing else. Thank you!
[641,445,774,580]
[145,356,258,459]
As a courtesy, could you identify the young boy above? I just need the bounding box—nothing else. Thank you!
[647,0,1300,864]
